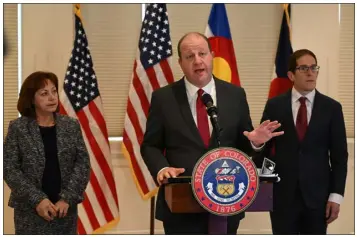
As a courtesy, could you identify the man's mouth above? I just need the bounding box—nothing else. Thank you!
[194,69,205,74]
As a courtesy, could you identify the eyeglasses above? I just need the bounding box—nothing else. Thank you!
[295,65,320,73]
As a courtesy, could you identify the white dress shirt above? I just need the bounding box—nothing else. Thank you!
[184,77,262,150]
[184,77,216,135]
[291,87,343,205]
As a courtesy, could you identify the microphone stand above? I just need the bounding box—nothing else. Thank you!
[207,106,222,148]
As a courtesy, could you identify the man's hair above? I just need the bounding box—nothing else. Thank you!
[288,49,318,73]
[177,32,212,58]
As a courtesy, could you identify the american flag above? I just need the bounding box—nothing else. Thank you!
[122,3,174,199]
[59,4,119,234]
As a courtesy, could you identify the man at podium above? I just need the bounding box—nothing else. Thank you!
[141,32,283,234]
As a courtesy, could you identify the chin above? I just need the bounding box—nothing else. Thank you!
[46,108,57,113]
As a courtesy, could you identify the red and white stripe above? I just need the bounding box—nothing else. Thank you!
[60,91,119,234]
[122,51,174,199]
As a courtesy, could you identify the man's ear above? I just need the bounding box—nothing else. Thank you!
[287,71,294,83]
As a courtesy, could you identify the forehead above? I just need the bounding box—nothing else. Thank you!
[180,34,209,52]
[296,54,316,66]
[37,79,56,90]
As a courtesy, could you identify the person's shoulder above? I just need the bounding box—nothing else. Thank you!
[7,116,26,128]
[267,90,291,105]
[214,76,245,94]
[6,116,32,135]
[57,114,80,126]
[316,91,342,108]
[152,77,184,97]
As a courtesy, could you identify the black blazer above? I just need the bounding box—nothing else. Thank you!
[141,77,256,222]
[254,90,348,211]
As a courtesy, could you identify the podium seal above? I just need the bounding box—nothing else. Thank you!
[192,147,259,216]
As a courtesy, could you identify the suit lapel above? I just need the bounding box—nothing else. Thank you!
[27,118,46,159]
[303,90,323,144]
[283,90,300,144]
[172,78,204,147]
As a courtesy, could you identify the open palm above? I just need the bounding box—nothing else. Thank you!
[244,120,284,146]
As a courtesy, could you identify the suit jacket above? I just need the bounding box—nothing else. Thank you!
[141,77,256,222]
[254,89,348,211]
[4,114,91,210]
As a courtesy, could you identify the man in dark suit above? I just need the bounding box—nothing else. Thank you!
[254,49,348,234]
[141,32,283,234]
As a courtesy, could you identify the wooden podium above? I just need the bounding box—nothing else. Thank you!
[164,176,279,214]
[164,181,205,213]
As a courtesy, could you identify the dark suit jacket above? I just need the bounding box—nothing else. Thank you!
[4,114,91,210]
[141,76,256,223]
[254,89,348,211]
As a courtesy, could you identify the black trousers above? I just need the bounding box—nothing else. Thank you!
[270,187,327,234]
[163,213,240,234]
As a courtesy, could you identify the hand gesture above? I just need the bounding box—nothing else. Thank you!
[244,120,284,147]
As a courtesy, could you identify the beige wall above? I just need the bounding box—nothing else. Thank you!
[21,4,73,85]
[3,3,354,234]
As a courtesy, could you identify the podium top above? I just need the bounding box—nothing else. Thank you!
[164,175,280,184]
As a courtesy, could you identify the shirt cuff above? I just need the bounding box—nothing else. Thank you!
[328,193,344,205]
[251,141,265,151]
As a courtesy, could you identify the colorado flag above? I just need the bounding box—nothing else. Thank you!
[205,3,241,86]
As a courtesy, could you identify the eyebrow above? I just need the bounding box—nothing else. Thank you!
[298,64,317,67]
[39,87,57,92]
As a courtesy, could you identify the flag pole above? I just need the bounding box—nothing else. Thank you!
[150,196,155,234]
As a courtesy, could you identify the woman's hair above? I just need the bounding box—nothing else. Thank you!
[17,71,59,117]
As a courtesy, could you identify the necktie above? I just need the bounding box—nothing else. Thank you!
[196,89,210,148]
[296,97,308,141]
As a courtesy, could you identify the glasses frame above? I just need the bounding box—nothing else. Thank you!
[295,65,320,73]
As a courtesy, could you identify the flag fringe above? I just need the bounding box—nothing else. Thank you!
[92,217,120,234]
[121,143,159,200]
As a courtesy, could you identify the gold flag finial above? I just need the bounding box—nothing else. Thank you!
[74,4,82,20]
[282,4,291,40]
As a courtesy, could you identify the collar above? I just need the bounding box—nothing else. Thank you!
[184,76,215,97]
[291,87,316,103]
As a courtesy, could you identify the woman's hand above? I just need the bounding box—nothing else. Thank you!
[36,198,58,221]
[55,199,70,218]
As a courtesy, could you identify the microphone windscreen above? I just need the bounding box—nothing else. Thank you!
[201,92,213,106]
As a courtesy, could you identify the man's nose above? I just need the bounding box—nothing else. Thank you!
[306,69,314,76]
[193,54,202,64]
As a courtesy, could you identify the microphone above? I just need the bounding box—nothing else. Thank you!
[201,93,218,119]
[201,92,222,146]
